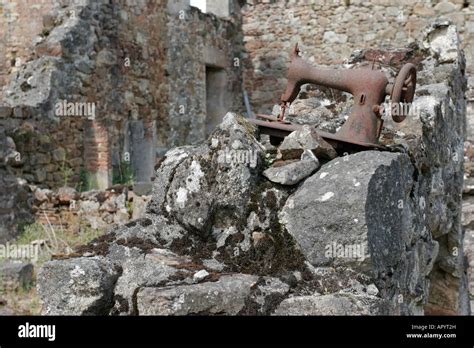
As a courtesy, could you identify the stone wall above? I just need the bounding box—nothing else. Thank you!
[0,129,33,243]
[0,0,244,191]
[163,2,244,150]
[241,0,474,310]
[241,0,474,114]
[0,0,57,88]
[0,0,168,190]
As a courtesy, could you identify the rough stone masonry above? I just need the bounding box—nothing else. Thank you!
[37,22,470,316]
[0,0,244,192]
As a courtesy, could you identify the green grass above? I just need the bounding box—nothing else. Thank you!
[0,285,42,315]
[0,221,106,315]
[112,160,134,186]
[59,158,73,187]
[8,221,104,267]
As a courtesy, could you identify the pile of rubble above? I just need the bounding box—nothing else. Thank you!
[31,186,150,231]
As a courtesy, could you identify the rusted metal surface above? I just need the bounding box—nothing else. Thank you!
[250,44,417,151]
[252,115,387,152]
[389,63,416,122]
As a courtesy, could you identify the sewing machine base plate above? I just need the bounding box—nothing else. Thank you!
[250,114,387,154]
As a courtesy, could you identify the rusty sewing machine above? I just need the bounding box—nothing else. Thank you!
[250,44,417,153]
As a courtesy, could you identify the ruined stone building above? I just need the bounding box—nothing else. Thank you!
[1,0,473,188]
[0,0,245,193]
[1,0,473,190]
[1,0,474,316]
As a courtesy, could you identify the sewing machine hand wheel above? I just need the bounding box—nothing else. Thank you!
[390,63,417,123]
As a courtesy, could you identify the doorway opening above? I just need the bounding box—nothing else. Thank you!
[205,66,228,135]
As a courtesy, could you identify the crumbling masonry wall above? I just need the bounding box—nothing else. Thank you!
[161,2,244,150]
[241,0,474,313]
[0,0,244,193]
[0,0,56,88]
[0,0,169,190]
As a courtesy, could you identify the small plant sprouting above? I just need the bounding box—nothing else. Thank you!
[59,158,73,187]
[112,160,134,186]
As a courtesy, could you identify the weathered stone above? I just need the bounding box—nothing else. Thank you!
[147,113,264,238]
[74,58,95,74]
[57,186,77,204]
[136,274,258,315]
[37,257,121,315]
[52,147,66,162]
[129,120,156,193]
[263,158,319,185]
[35,153,51,165]
[243,277,290,314]
[31,12,471,316]
[0,107,12,118]
[280,151,438,314]
[278,125,337,160]
[0,130,34,242]
[34,188,50,203]
[273,292,389,316]
[34,168,47,183]
[0,262,34,291]
[35,40,62,57]
[114,214,186,248]
[274,93,348,132]
[132,182,153,196]
[423,21,460,63]
[131,194,150,220]
[323,31,348,44]
[378,30,468,315]
[193,269,210,283]
[79,200,100,212]
[113,210,129,225]
[412,3,436,16]
[96,49,117,67]
[0,307,13,315]
[110,246,191,315]
[462,197,474,230]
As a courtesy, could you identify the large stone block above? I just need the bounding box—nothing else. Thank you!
[147,113,264,237]
[280,151,438,314]
[273,292,389,316]
[109,246,193,315]
[136,274,258,315]
[37,257,121,315]
[0,262,34,291]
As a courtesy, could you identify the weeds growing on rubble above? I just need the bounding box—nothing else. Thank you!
[0,221,105,315]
